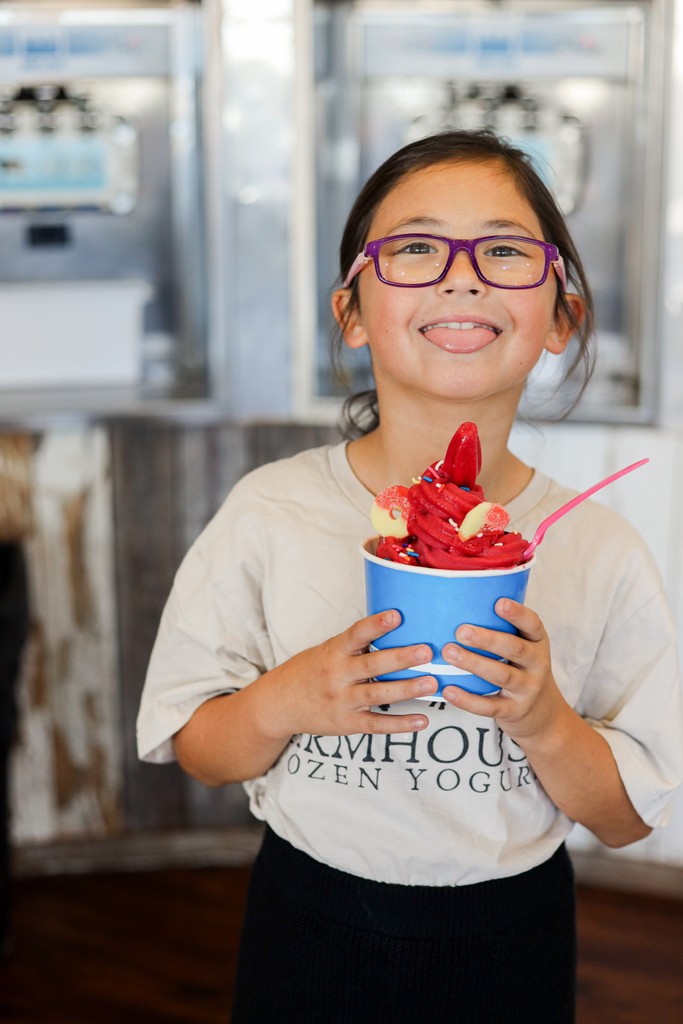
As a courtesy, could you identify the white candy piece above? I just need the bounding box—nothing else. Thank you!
[457,501,510,541]
[370,485,411,538]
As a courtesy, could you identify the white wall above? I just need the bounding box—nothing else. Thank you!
[511,420,683,868]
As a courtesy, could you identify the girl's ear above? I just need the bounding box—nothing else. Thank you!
[545,292,586,355]
[331,288,369,350]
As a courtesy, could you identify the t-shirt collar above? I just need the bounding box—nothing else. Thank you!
[331,439,552,529]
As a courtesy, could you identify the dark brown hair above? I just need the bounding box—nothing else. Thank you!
[332,129,595,437]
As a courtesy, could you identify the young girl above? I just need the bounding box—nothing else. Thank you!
[137,130,683,1022]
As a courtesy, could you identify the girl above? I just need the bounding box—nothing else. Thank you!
[137,130,683,1022]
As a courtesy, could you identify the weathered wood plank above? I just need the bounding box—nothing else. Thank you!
[10,429,122,844]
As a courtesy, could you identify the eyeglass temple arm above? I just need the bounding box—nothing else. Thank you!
[553,255,568,291]
[343,252,371,288]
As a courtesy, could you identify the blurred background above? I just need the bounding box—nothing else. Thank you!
[0,1,681,1020]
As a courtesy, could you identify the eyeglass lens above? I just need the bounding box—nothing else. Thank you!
[376,236,548,287]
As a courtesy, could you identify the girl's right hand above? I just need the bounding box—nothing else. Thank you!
[261,609,438,740]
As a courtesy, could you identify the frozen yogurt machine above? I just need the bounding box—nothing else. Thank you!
[308,0,669,422]
[3,0,681,425]
[0,1,205,406]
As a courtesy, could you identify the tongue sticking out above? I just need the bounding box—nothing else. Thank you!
[442,421,482,489]
[421,323,498,352]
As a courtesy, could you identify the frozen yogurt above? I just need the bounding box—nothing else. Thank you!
[371,422,529,570]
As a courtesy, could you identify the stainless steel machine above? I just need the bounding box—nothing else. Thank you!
[308,0,668,423]
[0,1,205,406]
[59,0,674,426]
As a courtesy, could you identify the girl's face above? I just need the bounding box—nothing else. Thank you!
[334,159,580,409]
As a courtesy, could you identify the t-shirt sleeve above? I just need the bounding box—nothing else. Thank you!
[136,482,272,764]
[576,540,683,829]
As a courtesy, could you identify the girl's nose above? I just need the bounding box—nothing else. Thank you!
[438,249,484,293]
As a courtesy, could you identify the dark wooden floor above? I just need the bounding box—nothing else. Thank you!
[0,866,682,1023]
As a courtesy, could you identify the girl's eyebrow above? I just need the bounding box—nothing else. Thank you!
[482,218,536,236]
[384,216,537,237]
[386,216,443,232]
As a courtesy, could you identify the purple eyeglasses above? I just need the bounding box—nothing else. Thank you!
[343,234,567,291]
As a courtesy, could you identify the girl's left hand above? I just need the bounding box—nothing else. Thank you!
[441,598,568,743]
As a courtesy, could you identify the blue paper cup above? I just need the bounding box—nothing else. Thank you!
[362,539,534,698]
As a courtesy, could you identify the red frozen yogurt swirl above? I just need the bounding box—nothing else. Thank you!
[374,423,529,570]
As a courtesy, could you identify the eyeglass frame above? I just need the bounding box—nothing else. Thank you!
[342,233,568,292]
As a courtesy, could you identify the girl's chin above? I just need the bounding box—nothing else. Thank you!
[387,365,528,407]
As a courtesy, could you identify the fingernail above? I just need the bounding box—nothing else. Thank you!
[420,678,437,693]
[457,626,473,642]
[415,646,432,661]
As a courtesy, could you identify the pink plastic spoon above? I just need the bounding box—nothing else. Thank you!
[522,457,650,561]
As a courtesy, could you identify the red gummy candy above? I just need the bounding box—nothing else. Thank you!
[442,421,482,489]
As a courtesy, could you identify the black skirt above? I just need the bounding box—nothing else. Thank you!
[231,826,576,1024]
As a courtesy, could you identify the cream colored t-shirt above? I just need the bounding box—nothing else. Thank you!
[137,443,683,886]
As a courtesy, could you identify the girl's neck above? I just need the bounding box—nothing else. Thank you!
[347,398,532,506]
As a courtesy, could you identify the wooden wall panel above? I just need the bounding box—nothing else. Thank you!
[113,420,340,833]
[6,419,341,854]
[10,429,122,844]
[112,421,189,831]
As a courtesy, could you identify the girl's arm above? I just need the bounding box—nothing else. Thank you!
[173,610,438,785]
[509,706,649,847]
[441,599,651,848]
[512,706,651,847]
